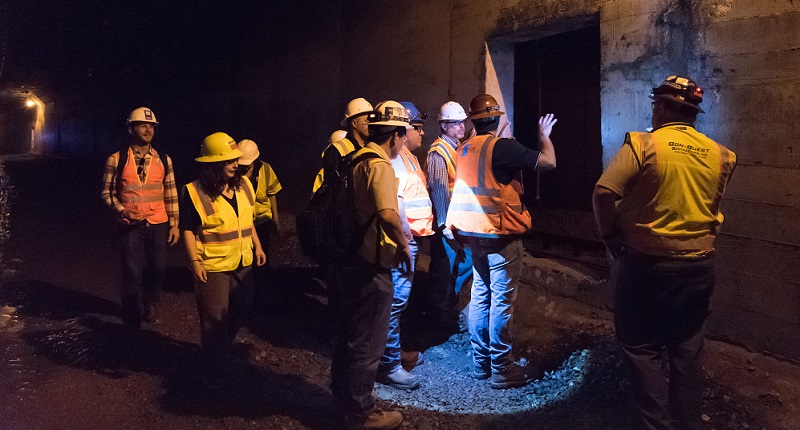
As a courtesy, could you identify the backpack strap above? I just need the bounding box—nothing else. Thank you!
[115,147,129,188]
[159,151,169,184]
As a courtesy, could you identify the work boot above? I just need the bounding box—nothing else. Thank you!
[362,409,403,430]
[471,362,490,380]
[377,367,420,390]
[401,350,424,367]
[143,303,160,325]
[457,310,469,333]
[490,363,535,389]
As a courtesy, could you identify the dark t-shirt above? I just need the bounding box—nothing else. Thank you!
[491,138,541,184]
[179,186,238,232]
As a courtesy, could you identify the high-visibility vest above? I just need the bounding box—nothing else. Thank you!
[250,161,280,225]
[428,137,457,193]
[312,137,358,193]
[446,135,532,237]
[398,146,434,237]
[616,124,736,257]
[185,177,256,272]
[117,147,168,224]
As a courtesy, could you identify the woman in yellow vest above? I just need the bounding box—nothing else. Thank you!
[180,132,267,385]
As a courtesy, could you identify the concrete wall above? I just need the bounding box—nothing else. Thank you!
[319,0,800,359]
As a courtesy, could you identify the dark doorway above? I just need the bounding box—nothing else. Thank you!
[514,25,602,211]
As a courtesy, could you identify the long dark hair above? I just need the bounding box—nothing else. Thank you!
[197,161,242,200]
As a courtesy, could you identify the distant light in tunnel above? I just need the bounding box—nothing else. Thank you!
[26,99,36,108]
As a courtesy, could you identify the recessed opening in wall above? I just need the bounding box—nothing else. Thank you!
[514,25,602,212]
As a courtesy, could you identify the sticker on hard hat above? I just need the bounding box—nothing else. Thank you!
[375,106,408,123]
[144,110,154,120]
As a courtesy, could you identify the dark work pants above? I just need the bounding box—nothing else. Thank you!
[118,221,169,329]
[195,264,254,375]
[330,257,393,427]
[615,252,716,430]
[428,231,473,319]
[252,219,277,308]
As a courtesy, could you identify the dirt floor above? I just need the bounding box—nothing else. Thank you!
[1,156,799,430]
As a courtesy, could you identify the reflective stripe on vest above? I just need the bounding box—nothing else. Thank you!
[399,147,434,237]
[252,162,273,224]
[185,177,256,272]
[618,124,736,257]
[446,135,532,237]
[117,147,168,224]
[428,137,457,193]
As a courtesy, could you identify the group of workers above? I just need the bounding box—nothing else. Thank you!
[101,72,736,430]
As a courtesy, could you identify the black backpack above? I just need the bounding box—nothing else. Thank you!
[297,151,383,265]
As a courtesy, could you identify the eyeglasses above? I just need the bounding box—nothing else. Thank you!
[412,124,424,132]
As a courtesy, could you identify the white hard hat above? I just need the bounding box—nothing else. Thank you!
[341,98,373,127]
[238,139,260,165]
[329,130,348,144]
[127,107,159,125]
[195,132,243,163]
[438,101,467,121]
[369,100,412,128]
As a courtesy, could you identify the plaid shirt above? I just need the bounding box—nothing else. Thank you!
[100,146,179,226]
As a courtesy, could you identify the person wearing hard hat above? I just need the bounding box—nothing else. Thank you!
[100,107,180,330]
[376,101,433,391]
[593,75,736,430]
[446,94,557,389]
[313,97,373,193]
[312,130,348,192]
[330,100,411,430]
[179,132,267,386]
[237,139,282,266]
[425,101,474,334]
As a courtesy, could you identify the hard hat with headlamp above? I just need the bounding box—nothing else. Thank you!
[237,139,260,166]
[369,100,412,128]
[341,98,374,127]
[650,75,705,113]
[400,101,427,125]
[127,107,158,125]
[439,101,468,122]
[196,132,243,163]
[468,94,505,120]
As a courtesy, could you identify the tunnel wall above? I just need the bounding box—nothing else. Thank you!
[317,0,800,359]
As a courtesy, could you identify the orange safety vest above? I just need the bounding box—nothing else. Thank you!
[117,147,168,224]
[446,135,532,237]
[428,137,457,193]
[616,125,736,257]
[185,178,256,272]
[398,146,434,237]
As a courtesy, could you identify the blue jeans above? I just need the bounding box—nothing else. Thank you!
[118,221,168,329]
[466,237,523,373]
[429,231,473,316]
[381,236,418,371]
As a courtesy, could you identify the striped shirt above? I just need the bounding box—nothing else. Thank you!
[426,134,458,229]
[100,146,179,226]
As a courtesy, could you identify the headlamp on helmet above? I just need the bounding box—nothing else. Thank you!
[650,75,705,113]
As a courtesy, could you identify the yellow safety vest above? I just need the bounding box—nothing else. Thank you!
[312,137,357,193]
[446,135,531,237]
[250,162,278,225]
[617,123,736,257]
[398,146,434,237]
[117,147,168,224]
[186,177,256,272]
[428,137,457,193]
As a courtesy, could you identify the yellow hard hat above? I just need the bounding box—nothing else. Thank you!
[195,132,243,163]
